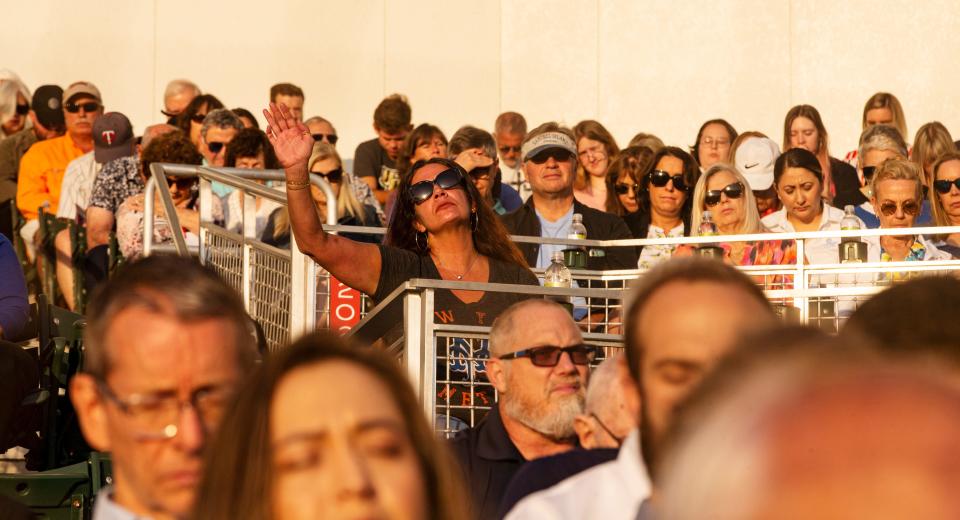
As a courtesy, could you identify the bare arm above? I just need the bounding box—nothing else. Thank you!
[264,103,382,295]
[85,206,114,249]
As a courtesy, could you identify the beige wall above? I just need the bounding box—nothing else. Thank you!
[4,0,958,161]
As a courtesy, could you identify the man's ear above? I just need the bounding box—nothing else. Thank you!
[69,374,112,452]
[573,414,595,449]
[486,358,508,393]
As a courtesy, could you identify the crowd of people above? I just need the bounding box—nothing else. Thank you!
[2,69,960,519]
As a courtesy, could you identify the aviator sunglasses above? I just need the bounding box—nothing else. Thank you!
[407,168,465,205]
[704,182,745,207]
[498,344,599,367]
[934,178,960,194]
[648,170,689,191]
[878,199,920,217]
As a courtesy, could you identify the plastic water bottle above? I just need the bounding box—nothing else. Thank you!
[839,205,866,263]
[840,205,859,238]
[568,214,587,240]
[544,251,572,288]
[699,210,719,236]
[565,213,588,268]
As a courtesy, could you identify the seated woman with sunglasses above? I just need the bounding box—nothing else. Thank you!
[622,147,700,268]
[264,103,537,328]
[607,145,655,216]
[865,158,952,265]
[929,151,960,257]
[262,141,381,246]
[683,163,796,266]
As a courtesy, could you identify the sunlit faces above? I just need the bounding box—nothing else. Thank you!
[306,120,337,147]
[865,107,894,128]
[873,179,921,229]
[235,151,266,170]
[202,126,238,167]
[309,157,343,214]
[704,169,745,233]
[637,281,774,462]
[577,137,609,177]
[274,95,304,122]
[648,155,687,220]
[409,162,470,233]
[413,136,447,164]
[697,123,732,170]
[524,148,577,197]
[163,92,194,117]
[376,127,409,162]
[72,307,243,518]
[935,159,960,222]
[64,95,102,139]
[189,103,210,146]
[270,361,427,520]
[861,148,900,173]
[2,92,28,134]
[469,159,498,200]
[776,167,823,226]
[789,117,820,155]
[616,170,640,213]
[496,131,524,169]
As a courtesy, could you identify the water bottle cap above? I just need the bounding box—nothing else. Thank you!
[572,213,583,221]
[703,210,712,218]
[551,250,564,261]
[844,205,855,213]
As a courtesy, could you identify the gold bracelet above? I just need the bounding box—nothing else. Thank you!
[286,179,311,190]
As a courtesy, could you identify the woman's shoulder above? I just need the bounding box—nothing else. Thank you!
[488,256,539,286]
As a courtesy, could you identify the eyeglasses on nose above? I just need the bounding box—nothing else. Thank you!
[879,199,920,217]
[704,182,744,207]
[934,178,960,194]
[648,170,689,191]
[96,380,234,440]
[407,168,464,205]
[499,145,521,154]
[312,133,339,145]
[65,101,100,114]
[498,344,599,367]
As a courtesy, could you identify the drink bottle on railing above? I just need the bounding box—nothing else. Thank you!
[544,250,574,314]
[564,213,588,269]
[696,210,724,259]
[838,205,867,263]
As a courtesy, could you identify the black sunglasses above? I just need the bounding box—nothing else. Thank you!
[498,344,599,367]
[499,145,521,154]
[407,168,464,205]
[529,148,574,165]
[65,101,100,114]
[862,166,877,181]
[191,113,207,124]
[207,141,228,154]
[312,133,339,145]
[614,182,641,195]
[934,178,960,194]
[15,103,29,116]
[648,170,689,191]
[704,182,745,207]
[312,167,343,183]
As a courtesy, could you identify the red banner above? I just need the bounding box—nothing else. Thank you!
[329,276,362,334]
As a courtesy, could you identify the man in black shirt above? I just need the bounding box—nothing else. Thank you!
[353,94,412,206]
[450,299,590,520]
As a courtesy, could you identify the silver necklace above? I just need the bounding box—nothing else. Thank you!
[434,253,480,280]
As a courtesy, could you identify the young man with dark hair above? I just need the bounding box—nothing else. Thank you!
[353,94,413,205]
[269,83,304,122]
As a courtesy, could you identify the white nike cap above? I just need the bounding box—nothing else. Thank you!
[734,137,780,191]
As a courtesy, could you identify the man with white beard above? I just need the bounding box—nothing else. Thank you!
[450,299,593,520]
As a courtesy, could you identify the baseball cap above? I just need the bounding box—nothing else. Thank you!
[30,85,65,130]
[735,137,781,191]
[62,81,102,105]
[521,131,578,163]
[92,112,135,164]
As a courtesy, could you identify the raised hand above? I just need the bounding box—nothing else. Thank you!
[454,148,494,173]
[263,102,314,171]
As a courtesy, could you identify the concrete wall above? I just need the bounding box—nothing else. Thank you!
[4,0,959,160]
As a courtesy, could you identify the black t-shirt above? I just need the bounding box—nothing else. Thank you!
[373,245,539,427]
[354,138,401,191]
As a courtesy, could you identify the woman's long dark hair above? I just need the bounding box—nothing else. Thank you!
[385,157,529,269]
[174,94,224,135]
[192,332,467,520]
[638,146,701,217]
[605,145,656,216]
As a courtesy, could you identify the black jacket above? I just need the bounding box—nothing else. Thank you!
[830,157,862,208]
[500,198,637,270]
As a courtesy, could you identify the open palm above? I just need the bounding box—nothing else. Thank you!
[263,102,314,169]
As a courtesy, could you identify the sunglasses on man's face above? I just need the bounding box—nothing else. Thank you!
[528,148,574,165]
[207,141,228,154]
[614,182,641,195]
[312,133,339,145]
[878,199,920,217]
[312,167,343,183]
[65,101,100,114]
[934,178,960,194]
[648,170,689,191]
[407,168,465,205]
[499,145,521,154]
[498,344,599,367]
[704,182,745,207]
[15,103,29,116]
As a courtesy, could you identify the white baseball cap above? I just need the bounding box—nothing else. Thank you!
[520,131,577,163]
[735,137,780,191]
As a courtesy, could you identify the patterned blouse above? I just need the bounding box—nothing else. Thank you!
[116,192,223,260]
[88,156,143,213]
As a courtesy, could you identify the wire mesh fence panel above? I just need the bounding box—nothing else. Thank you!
[203,229,244,294]
[249,245,293,351]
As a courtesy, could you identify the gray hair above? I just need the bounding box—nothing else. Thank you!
[448,125,497,160]
[201,108,243,140]
[494,111,526,136]
[304,115,335,132]
[858,124,908,164]
[0,78,31,126]
[163,79,200,101]
[584,354,623,414]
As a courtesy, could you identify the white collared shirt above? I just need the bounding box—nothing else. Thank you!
[762,204,878,264]
[93,488,150,520]
[57,152,102,220]
[505,429,650,520]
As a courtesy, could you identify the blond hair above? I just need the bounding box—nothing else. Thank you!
[690,163,763,235]
[871,157,923,201]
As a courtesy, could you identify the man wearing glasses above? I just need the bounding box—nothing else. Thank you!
[70,255,258,519]
[16,82,102,258]
[451,299,593,520]
[494,111,529,201]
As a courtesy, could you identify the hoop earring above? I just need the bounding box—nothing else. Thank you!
[415,231,428,252]
[471,211,479,233]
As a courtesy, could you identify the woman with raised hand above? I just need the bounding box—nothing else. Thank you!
[262,103,537,327]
